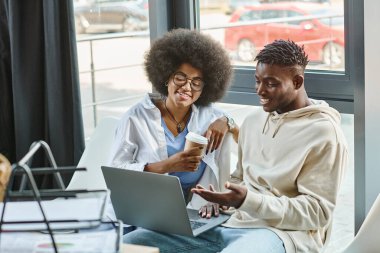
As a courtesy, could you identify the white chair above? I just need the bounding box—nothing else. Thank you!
[341,194,380,253]
[67,117,119,191]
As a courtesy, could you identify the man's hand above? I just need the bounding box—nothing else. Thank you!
[191,182,248,209]
[199,202,220,219]
[198,185,229,218]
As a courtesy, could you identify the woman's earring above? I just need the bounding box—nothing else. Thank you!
[164,81,168,87]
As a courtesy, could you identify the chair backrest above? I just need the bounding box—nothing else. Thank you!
[67,117,119,190]
[342,193,380,253]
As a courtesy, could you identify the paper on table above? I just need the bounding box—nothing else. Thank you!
[0,198,105,231]
[0,227,119,253]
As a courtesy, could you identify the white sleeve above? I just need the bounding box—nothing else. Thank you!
[107,116,146,171]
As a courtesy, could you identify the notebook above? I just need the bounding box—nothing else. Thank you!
[101,166,230,237]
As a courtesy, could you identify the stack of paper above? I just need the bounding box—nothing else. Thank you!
[0,227,119,253]
[0,197,105,230]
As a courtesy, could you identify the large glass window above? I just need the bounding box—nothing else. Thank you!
[197,0,364,116]
[73,0,150,138]
[199,0,344,71]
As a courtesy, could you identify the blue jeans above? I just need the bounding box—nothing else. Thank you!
[123,226,286,253]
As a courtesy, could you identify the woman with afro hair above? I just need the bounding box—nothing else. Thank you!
[108,28,238,213]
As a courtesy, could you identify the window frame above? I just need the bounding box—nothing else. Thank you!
[196,0,362,114]
[149,0,363,112]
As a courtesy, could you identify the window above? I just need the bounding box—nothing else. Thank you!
[200,1,345,70]
[286,10,303,25]
[261,9,281,19]
[238,10,261,21]
[73,0,151,138]
[198,0,363,115]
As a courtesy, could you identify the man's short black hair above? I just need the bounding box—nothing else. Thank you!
[255,40,309,70]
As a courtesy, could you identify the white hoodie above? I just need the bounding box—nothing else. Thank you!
[223,99,348,253]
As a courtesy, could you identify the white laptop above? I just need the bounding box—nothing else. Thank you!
[101,166,230,237]
[342,193,380,252]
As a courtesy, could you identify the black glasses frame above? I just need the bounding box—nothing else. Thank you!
[172,71,204,91]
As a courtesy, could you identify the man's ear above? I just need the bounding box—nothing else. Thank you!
[293,75,304,90]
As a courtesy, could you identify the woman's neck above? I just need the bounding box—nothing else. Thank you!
[164,98,191,120]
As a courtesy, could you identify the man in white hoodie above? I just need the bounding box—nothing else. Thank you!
[191,39,348,252]
[124,40,348,253]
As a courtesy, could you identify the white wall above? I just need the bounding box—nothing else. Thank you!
[364,0,380,213]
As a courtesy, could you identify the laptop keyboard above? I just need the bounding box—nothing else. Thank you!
[190,220,207,230]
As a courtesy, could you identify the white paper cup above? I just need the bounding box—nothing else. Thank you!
[184,132,208,156]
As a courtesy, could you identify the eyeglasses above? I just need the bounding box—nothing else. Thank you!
[172,71,204,91]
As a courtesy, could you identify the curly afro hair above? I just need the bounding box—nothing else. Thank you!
[144,28,232,106]
[255,39,309,71]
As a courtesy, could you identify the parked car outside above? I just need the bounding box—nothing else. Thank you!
[74,0,148,34]
[224,2,344,67]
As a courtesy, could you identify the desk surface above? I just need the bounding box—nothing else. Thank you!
[123,244,159,253]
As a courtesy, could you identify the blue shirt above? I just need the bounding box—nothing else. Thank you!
[161,118,206,201]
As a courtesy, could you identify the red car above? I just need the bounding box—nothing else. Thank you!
[224,2,344,67]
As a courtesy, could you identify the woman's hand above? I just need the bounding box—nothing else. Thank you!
[166,147,203,173]
[204,117,229,154]
[144,147,203,174]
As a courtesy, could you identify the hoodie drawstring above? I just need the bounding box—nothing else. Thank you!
[272,113,287,138]
[262,113,271,135]
[262,113,288,138]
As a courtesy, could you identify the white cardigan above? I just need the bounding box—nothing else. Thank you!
[108,93,232,209]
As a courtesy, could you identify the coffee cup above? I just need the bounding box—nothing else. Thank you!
[184,132,208,156]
